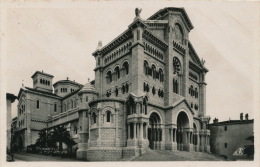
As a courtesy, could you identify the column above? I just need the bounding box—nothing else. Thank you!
[134,123,136,139]
[128,124,130,139]
[146,123,148,139]
[169,129,172,142]
[137,123,140,139]
[162,127,165,142]
[174,129,177,142]
[140,122,143,139]
[197,134,199,146]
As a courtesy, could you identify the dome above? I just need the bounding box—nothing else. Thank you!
[79,82,98,95]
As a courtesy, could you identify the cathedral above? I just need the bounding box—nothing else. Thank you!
[14,7,211,161]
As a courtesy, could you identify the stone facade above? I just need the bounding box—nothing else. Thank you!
[14,7,211,161]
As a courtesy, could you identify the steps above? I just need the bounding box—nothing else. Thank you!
[133,150,225,161]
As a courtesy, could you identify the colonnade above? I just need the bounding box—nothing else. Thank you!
[127,122,148,140]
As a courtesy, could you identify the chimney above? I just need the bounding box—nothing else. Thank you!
[245,113,249,120]
[213,118,218,123]
[240,113,243,121]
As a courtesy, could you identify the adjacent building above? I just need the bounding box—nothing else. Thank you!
[6,93,17,151]
[209,113,254,160]
[13,7,211,161]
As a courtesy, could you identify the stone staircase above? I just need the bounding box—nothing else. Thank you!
[132,149,225,161]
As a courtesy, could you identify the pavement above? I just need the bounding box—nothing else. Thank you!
[13,153,80,162]
[133,149,226,161]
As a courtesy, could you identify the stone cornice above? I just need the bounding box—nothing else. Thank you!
[143,29,168,50]
[92,29,132,56]
[173,40,185,55]
[88,97,126,106]
[148,7,194,30]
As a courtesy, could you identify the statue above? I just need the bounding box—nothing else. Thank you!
[201,58,206,65]
[135,8,142,17]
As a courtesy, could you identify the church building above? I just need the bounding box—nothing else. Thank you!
[14,7,211,161]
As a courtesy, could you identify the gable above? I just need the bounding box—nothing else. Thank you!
[172,99,194,115]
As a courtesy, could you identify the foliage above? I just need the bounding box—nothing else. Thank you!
[35,125,76,152]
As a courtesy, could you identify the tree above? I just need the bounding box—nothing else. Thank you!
[50,125,74,152]
[35,131,47,147]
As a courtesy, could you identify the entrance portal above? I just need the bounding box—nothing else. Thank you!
[176,111,190,151]
[148,112,161,150]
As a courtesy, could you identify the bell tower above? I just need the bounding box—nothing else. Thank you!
[31,71,54,93]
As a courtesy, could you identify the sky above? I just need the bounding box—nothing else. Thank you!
[1,1,259,123]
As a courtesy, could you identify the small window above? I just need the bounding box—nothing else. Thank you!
[93,113,97,124]
[152,86,156,95]
[122,85,125,94]
[224,143,227,148]
[106,111,111,122]
[74,126,77,134]
[86,96,88,102]
[126,84,129,93]
[54,103,57,112]
[224,126,227,131]
[36,100,40,109]
[115,88,118,97]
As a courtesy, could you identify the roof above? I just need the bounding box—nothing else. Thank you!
[18,86,61,99]
[210,119,254,126]
[147,7,194,30]
[53,80,83,87]
[31,71,54,78]
[78,82,98,95]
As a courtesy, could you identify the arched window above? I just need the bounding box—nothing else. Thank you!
[151,65,156,79]
[115,66,120,80]
[106,71,112,84]
[36,100,40,109]
[143,82,146,91]
[152,86,156,95]
[106,111,111,122]
[146,83,150,92]
[92,112,97,124]
[144,61,149,75]
[43,80,45,85]
[195,88,198,98]
[173,24,184,44]
[86,96,88,102]
[40,79,42,84]
[173,57,181,75]
[159,68,164,82]
[173,79,178,94]
[123,62,129,75]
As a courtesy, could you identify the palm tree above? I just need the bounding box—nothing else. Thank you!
[51,125,72,152]
[35,131,47,147]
